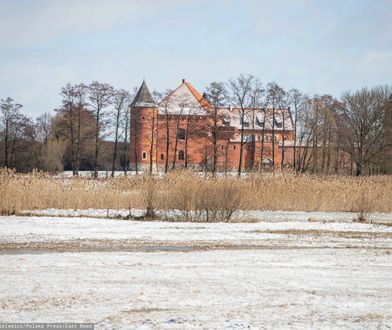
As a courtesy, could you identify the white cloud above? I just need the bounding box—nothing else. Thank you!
[361,51,392,66]
[0,0,175,47]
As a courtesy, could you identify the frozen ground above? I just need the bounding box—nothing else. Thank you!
[1,215,392,329]
[21,207,392,224]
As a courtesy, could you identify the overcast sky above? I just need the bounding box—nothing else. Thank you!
[0,0,391,117]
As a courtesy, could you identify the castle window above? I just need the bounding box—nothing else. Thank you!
[221,145,224,150]
[177,128,186,140]
[178,150,185,160]
[233,145,236,150]
[142,151,147,160]
[160,153,164,160]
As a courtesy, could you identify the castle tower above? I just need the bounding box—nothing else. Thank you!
[129,81,158,172]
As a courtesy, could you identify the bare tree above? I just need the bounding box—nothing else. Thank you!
[228,74,255,176]
[311,96,324,174]
[88,81,114,177]
[111,89,131,177]
[275,87,289,170]
[258,107,267,170]
[142,103,157,175]
[289,89,306,172]
[249,79,264,170]
[122,87,137,175]
[296,96,314,173]
[73,83,87,174]
[205,82,227,175]
[57,83,77,174]
[317,95,339,175]
[265,82,286,169]
[0,97,24,167]
[154,90,173,173]
[383,95,392,174]
[172,96,187,170]
[35,112,52,144]
[183,105,202,169]
[122,106,130,174]
[8,114,32,169]
[339,86,391,175]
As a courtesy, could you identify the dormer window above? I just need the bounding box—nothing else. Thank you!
[241,117,250,127]
[256,114,264,127]
[240,116,249,127]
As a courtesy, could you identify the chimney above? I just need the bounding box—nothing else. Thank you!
[182,78,185,84]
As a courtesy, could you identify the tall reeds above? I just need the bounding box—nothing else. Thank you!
[1,169,392,217]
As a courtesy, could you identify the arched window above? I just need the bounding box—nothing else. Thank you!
[160,153,164,160]
[178,150,185,160]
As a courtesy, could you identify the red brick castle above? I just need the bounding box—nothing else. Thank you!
[130,79,294,172]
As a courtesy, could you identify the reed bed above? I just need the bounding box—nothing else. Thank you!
[1,168,392,217]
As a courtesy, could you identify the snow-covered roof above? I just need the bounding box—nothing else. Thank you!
[156,80,293,132]
[219,108,293,131]
[158,80,210,115]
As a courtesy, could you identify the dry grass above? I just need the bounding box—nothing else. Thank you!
[1,168,392,218]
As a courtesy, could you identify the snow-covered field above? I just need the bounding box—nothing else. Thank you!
[20,207,392,224]
[1,215,392,329]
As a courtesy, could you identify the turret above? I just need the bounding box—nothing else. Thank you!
[129,81,158,172]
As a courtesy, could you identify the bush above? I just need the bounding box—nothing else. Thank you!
[163,175,242,222]
[352,195,374,223]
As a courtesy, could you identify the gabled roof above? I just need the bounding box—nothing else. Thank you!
[183,81,212,110]
[158,79,212,115]
[132,81,156,107]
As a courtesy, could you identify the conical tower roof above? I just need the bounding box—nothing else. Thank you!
[132,80,156,107]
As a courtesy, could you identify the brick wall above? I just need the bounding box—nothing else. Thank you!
[130,106,294,172]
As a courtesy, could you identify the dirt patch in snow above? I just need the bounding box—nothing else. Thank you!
[250,229,392,239]
[1,238,392,254]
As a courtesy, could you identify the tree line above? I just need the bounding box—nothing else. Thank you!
[1,75,391,176]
